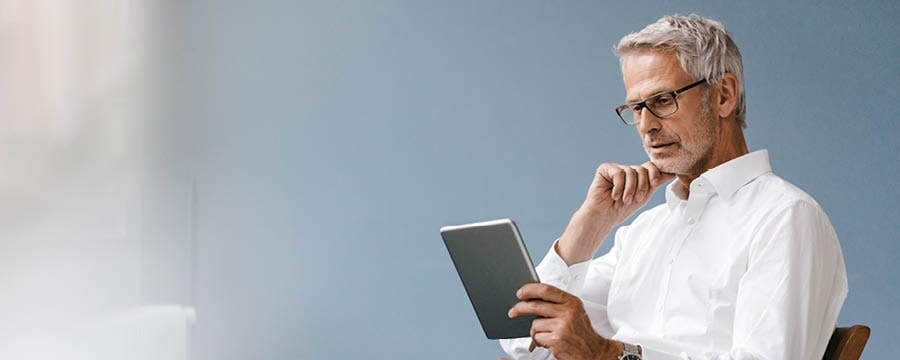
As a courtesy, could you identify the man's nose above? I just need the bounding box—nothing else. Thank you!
[635,109,662,134]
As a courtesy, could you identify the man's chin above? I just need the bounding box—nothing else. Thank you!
[649,159,679,175]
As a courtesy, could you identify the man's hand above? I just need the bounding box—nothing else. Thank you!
[582,161,673,222]
[508,283,623,360]
[557,161,674,264]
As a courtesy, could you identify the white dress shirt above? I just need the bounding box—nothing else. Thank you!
[501,150,848,360]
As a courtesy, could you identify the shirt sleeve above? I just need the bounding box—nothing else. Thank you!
[637,200,848,360]
[500,238,621,359]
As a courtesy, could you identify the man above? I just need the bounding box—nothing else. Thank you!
[502,14,847,360]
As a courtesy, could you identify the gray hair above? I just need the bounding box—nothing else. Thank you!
[616,14,746,128]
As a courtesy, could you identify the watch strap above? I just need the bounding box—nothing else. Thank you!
[621,342,642,360]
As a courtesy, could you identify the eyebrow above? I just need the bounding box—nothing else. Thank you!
[625,88,669,104]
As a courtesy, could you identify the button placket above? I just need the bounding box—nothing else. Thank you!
[657,188,711,321]
[656,224,692,317]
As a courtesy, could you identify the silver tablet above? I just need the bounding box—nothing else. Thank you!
[440,218,540,339]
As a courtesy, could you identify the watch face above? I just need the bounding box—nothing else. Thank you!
[621,355,642,360]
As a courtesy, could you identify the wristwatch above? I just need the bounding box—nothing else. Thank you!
[618,342,642,360]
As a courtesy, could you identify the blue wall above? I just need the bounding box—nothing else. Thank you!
[171,1,900,358]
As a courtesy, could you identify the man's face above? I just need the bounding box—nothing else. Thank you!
[620,50,719,177]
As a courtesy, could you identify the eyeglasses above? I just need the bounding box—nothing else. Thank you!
[615,79,707,125]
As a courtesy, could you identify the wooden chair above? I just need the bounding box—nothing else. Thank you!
[822,325,870,360]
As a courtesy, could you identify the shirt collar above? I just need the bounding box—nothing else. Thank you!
[665,149,773,208]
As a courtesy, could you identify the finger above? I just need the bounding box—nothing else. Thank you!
[621,166,638,204]
[507,298,580,325]
[509,299,562,319]
[592,163,615,191]
[516,282,569,303]
[529,323,552,352]
[643,161,660,187]
[605,166,626,202]
[632,165,650,203]
[529,317,555,334]
[643,161,676,188]
[659,171,676,187]
[532,332,553,352]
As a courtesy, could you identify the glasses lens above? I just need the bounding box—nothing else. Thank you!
[646,93,678,118]
[616,91,683,125]
[617,106,639,125]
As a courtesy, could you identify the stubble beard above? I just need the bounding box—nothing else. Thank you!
[645,100,718,176]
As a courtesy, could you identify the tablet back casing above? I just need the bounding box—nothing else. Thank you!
[441,219,539,339]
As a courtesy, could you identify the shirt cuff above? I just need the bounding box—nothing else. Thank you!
[535,239,591,293]
[638,345,687,360]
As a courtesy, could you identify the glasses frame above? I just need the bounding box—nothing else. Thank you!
[615,79,707,125]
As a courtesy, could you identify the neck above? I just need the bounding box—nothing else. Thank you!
[673,118,748,199]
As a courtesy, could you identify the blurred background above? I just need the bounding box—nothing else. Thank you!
[0,1,897,359]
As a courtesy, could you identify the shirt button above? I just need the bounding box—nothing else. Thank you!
[687,217,695,225]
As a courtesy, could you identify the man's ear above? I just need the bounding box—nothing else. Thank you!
[715,72,739,119]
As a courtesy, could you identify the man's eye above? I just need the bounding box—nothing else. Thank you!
[631,103,645,112]
[653,95,674,106]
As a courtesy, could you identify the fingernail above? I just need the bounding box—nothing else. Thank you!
[636,192,645,202]
[508,308,514,318]
[624,194,632,204]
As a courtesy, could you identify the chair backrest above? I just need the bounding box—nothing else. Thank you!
[822,325,870,360]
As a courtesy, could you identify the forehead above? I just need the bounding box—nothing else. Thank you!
[620,50,692,102]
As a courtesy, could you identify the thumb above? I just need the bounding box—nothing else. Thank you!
[654,171,676,188]
[643,161,676,189]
